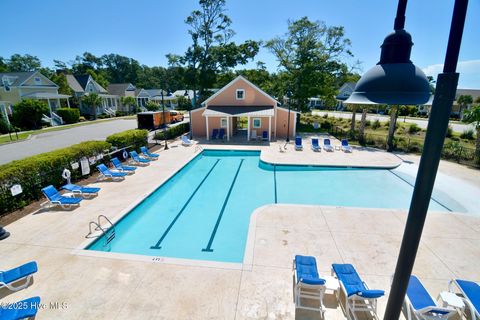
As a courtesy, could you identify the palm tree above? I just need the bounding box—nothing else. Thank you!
[387,105,399,151]
[359,107,368,143]
[81,93,102,120]
[463,104,480,161]
[121,96,137,114]
[457,95,473,120]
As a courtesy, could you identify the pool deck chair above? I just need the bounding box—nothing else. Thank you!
[323,139,334,152]
[403,275,456,320]
[251,130,258,140]
[262,131,269,141]
[97,164,127,181]
[218,128,225,140]
[293,255,327,315]
[181,135,193,146]
[211,128,219,139]
[311,138,321,152]
[41,185,82,209]
[111,157,136,174]
[129,151,150,166]
[141,146,159,160]
[449,279,480,320]
[0,296,41,320]
[61,184,101,197]
[295,136,303,151]
[332,263,384,320]
[342,139,353,153]
[0,261,37,292]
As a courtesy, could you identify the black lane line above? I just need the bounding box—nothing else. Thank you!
[202,159,244,252]
[150,159,221,249]
[274,164,278,204]
[388,170,452,212]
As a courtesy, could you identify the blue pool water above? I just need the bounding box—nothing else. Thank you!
[87,150,449,263]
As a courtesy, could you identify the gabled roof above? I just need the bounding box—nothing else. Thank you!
[108,83,136,96]
[456,89,480,100]
[145,89,168,98]
[202,75,278,106]
[135,88,149,98]
[66,74,107,93]
[0,71,57,88]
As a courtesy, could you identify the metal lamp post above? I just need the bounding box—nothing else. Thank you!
[161,89,172,150]
[184,90,193,139]
[344,0,469,319]
[285,89,293,143]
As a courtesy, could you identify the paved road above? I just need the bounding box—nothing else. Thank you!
[0,119,137,165]
[312,111,474,133]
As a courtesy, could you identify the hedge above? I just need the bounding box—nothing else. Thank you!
[0,140,111,215]
[106,129,148,151]
[154,123,190,140]
[56,108,80,124]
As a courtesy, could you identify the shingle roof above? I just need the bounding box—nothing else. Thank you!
[108,83,136,96]
[145,89,168,98]
[0,71,36,87]
[66,74,107,93]
[456,89,480,100]
[66,75,84,93]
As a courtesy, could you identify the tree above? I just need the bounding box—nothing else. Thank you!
[359,107,368,142]
[145,101,160,112]
[82,93,103,119]
[49,73,73,97]
[266,17,354,112]
[457,95,473,119]
[0,57,8,72]
[6,54,41,71]
[168,0,260,100]
[12,99,49,130]
[462,104,480,161]
[121,96,137,113]
[387,105,399,151]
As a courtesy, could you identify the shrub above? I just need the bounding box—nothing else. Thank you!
[145,101,160,112]
[460,129,475,140]
[0,116,11,134]
[79,116,86,122]
[115,111,127,117]
[154,123,190,140]
[442,141,467,162]
[323,113,328,119]
[56,108,80,124]
[408,123,421,134]
[106,129,148,151]
[445,126,453,138]
[0,140,111,215]
[365,120,371,127]
[11,99,49,130]
[372,119,381,130]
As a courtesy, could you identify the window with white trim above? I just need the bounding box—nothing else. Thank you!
[253,118,261,128]
[236,89,245,100]
[221,118,228,128]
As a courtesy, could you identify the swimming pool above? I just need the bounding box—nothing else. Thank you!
[87,149,451,263]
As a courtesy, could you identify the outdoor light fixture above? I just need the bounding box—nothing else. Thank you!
[344,1,431,105]
[363,0,469,319]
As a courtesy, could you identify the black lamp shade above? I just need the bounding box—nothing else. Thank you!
[345,63,431,105]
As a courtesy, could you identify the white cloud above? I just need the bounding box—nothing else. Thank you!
[422,60,480,89]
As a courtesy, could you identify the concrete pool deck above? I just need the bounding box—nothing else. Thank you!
[0,137,479,319]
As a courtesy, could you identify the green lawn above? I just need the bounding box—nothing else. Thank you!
[0,116,135,145]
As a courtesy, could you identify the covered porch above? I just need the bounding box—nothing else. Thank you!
[202,106,274,142]
[22,92,72,112]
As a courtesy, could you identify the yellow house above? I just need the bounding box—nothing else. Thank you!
[0,71,71,125]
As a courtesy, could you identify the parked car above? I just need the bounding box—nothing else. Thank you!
[169,111,184,123]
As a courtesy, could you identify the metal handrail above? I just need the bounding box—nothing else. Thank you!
[96,214,114,231]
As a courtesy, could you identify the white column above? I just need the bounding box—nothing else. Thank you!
[206,116,209,141]
[226,116,230,141]
[268,116,272,141]
[57,98,60,110]
[66,98,70,108]
[247,116,250,140]
[47,99,53,126]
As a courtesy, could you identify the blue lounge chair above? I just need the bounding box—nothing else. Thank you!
[211,128,219,139]
[0,296,41,320]
[311,138,321,152]
[62,183,101,197]
[323,138,334,152]
[97,164,127,181]
[295,136,303,151]
[294,255,326,314]
[404,275,455,320]
[218,128,225,140]
[0,261,37,291]
[41,185,82,209]
[141,146,159,160]
[111,157,136,173]
[342,139,353,153]
[262,131,269,141]
[449,279,480,320]
[129,151,150,166]
[332,263,384,320]
[181,135,193,146]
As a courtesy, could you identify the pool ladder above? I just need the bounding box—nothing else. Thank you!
[86,215,116,248]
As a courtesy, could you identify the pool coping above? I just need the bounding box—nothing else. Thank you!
[72,147,412,270]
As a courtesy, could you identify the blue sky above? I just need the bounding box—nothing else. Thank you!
[0,0,479,88]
